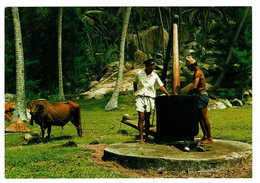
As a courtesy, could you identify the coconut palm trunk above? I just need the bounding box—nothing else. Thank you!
[105,7,131,111]
[57,7,65,101]
[6,7,31,132]
[10,7,27,122]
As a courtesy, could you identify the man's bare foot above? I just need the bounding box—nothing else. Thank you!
[199,138,213,144]
[196,137,207,142]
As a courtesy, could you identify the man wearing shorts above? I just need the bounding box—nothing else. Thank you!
[186,56,213,144]
[134,59,170,144]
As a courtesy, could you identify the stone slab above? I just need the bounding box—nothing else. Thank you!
[102,139,252,172]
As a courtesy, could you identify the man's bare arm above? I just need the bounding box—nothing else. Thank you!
[187,71,200,94]
[159,86,170,96]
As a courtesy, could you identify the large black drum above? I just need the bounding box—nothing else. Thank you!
[155,95,199,141]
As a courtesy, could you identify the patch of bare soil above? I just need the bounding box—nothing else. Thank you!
[81,144,252,178]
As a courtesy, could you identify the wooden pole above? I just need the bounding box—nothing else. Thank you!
[172,15,180,95]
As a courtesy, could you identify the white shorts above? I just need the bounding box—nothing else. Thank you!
[135,96,155,113]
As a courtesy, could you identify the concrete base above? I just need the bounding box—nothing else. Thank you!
[102,139,252,172]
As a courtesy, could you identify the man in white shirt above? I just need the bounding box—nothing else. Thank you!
[133,59,170,143]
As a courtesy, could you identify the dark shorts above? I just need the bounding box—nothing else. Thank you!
[197,94,209,109]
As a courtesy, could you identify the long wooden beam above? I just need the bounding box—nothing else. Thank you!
[121,119,157,137]
[172,15,180,95]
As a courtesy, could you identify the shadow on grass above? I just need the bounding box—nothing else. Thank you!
[42,135,73,143]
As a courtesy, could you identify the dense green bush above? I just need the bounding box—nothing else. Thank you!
[5,7,251,100]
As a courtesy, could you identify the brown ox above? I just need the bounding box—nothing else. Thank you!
[27,99,82,139]
[5,103,15,121]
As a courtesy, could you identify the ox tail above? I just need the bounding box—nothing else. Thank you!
[72,104,82,137]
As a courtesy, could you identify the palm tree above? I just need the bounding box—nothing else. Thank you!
[57,7,65,101]
[211,7,250,90]
[181,7,223,43]
[105,7,132,111]
[6,7,31,132]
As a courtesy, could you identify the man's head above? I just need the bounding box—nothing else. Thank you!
[144,59,155,74]
[186,56,197,71]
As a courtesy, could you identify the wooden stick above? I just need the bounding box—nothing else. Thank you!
[121,119,157,137]
[172,15,180,95]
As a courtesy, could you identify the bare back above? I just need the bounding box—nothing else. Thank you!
[193,68,207,94]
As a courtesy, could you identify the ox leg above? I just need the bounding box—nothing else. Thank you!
[41,127,45,139]
[77,123,82,137]
[71,120,82,137]
[71,108,82,137]
[47,125,51,139]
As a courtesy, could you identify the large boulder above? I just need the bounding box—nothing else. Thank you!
[128,26,169,54]
[242,90,252,105]
[80,68,143,100]
[133,50,148,64]
[231,98,243,106]
[208,98,232,110]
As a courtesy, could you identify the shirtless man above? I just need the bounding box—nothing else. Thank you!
[186,56,213,144]
[134,59,170,143]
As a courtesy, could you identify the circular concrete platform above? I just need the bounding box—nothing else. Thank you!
[102,139,252,172]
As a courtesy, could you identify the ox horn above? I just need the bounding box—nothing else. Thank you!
[32,99,47,115]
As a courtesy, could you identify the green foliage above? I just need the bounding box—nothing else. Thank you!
[215,88,237,99]
[208,107,252,143]
[5,145,131,178]
[4,7,252,100]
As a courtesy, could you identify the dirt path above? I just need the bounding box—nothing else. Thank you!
[82,144,252,178]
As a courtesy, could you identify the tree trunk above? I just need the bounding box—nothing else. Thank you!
[105,7,131,111]
[57,7,65,101]
[158,7,165,57]
[161,24,173,85]
[211,7,249,91]
[131,13,142,51]
[11,7,27,122]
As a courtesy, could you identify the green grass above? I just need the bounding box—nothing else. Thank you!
[5,95,252,178]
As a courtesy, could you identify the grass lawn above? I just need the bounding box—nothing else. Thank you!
[5,95,252,178]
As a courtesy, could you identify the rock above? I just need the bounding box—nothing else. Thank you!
[129,26,169,54]
[208,100,226,110]
[107,61,119,73]
[231,98,243,106]
[24,134,33,141]
[24,132,41,145]
[31,131,41,138]
[80,68,142,100]
[124,62,133,71]
[221,99,233,108]
[123,114,131,121]
[134,50,148,64]
[90,81,99,87]
[215,102,226,109]
[93,93,105,100]
[208,98,232,110]
[242,90,252,105]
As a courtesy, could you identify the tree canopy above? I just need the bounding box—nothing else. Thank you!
[5,7,252,100]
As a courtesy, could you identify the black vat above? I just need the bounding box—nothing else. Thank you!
[155,95,199,141]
